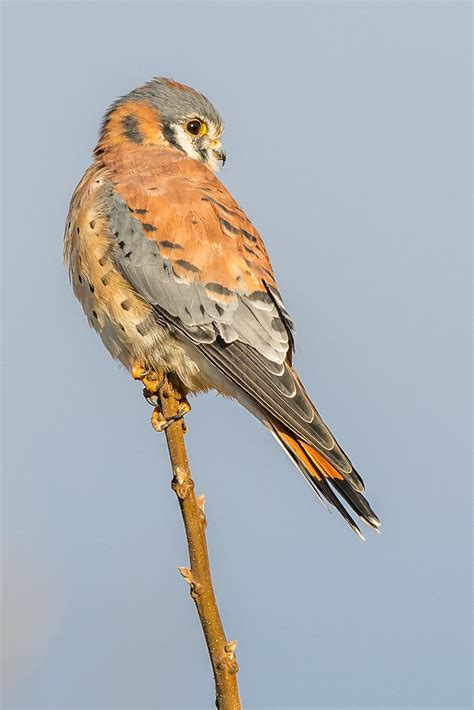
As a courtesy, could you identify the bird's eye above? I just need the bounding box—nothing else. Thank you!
[186,119,207,136]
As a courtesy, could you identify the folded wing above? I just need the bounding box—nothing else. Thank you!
[105,149,380,535]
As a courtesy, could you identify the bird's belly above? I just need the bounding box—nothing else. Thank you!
[66,232,213,394]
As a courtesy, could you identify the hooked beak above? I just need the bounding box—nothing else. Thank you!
[212,146,226,167]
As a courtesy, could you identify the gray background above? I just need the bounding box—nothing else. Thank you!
[1,1,471,708]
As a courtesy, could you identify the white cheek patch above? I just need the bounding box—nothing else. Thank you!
[173,125,203,163]
[206,152,221,173]
[172,124,222,173]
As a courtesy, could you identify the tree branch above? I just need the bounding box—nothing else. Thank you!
[158,377,241,710]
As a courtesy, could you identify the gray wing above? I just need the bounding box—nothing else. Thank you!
[107,189,292,361]
[106,186,361,486]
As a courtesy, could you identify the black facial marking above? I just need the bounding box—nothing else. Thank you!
[122,115,144,144]
[215,304,224,316]
[142,223,157,232]
[196,145,208,163]
[78,274,82,284]
[162,123,185,153]
[206,282,233,297]
[133,208,148,215]
[175,259,200,273]
[92,310,98,319]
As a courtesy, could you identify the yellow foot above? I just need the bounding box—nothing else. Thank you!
[131,364,148,381]
[151,398,191,433]
[131,363,190,433]
[131,363,164,396]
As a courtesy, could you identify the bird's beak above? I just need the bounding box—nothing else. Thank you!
[212,145,226,167]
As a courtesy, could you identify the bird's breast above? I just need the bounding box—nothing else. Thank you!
[64,166,213,393]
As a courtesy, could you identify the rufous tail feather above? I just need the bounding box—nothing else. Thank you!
[272,424,380,539]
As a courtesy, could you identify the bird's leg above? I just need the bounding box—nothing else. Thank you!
[131,363,164,400]
[151,379,191,433]
[151,397,191,433]
[131,363,190,433]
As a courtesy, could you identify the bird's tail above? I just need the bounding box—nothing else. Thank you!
[271,422,381,540]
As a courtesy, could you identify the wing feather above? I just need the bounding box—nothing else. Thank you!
[102,148,364,493]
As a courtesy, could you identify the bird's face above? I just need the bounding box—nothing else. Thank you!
[165,114,226,172]
[96,77,226,172]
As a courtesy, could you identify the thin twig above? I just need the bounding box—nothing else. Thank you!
[158,376,241,710]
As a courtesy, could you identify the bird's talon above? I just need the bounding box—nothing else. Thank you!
[151,408,168,432]
[142,373,163,394]
[177,399,191,418]
[151,410,177,433]
[132,364,164,394]
[131,364,150,381]
[144,390,159,407]
[150,399,191,433]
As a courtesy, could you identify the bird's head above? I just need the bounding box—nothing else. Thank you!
[95,77,226,172]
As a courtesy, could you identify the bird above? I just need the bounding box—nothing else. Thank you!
[64,77,380,539]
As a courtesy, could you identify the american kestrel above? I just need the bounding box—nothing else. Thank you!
[65,77,380,538]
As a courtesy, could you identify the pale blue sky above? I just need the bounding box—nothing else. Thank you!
[2,2,472,708]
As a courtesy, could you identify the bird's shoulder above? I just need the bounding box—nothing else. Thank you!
[101,146,277,297]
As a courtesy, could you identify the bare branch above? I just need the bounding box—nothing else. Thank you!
[158,377,241,709]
